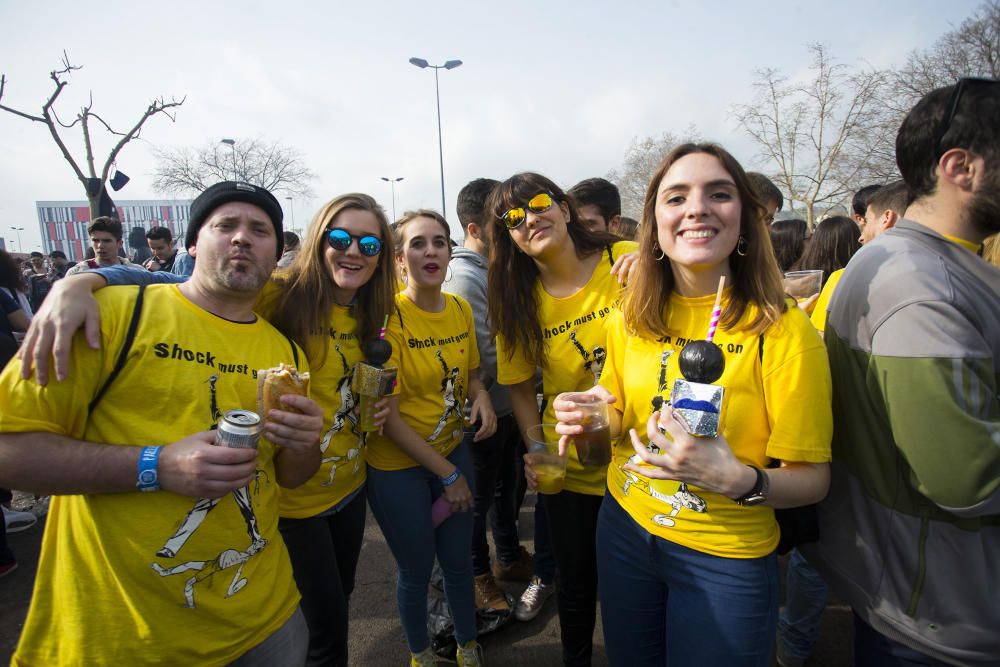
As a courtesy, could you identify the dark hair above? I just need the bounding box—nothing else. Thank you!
[49,250,67,260]
[897,80,1000,203]
[30,251,43,259]
[791,216,860,288]
[456,178,499,232]
[866,180,910,218]
[88,216,123,241]
[0,249,27,292]
[746,172,783,211]
[624,144,787,339]
[128,226,147,246]
[486,173,619,368]
[282,231,300,250]
[270,194,397,367]
[568,177,621,222]
[146,226,173,243]
[851,184,883,217]
[617,216,640,241]
[392,209,453,254]
[769,219,808,272]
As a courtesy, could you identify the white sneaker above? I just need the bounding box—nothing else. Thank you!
[514,576,554,622]
[2,507,37,533]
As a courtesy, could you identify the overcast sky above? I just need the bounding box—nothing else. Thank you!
[0,0,982,251]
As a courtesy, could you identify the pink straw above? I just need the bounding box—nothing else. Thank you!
[378,315,389,341]
[706,276,726,342]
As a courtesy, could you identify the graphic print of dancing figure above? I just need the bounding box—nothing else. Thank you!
[428,349,464,442]
[568,330,606,384]
[620,452,707,528]
[156,375,264,559]
[650,350,673,412]
[152,538,268,608]
[319,344,363,487]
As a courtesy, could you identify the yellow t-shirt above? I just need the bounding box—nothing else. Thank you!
[0,284,303,667]
[601,292,832,558]
[809,268,844,334]
[497,241,636,495]
[256,283,369,518]
[366,292,480,471]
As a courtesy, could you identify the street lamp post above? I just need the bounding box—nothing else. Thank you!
[9,226,24,253]
[408,57,462,218]
[285,197,296,236]
[220,138,237,181]
[380,177,404,222]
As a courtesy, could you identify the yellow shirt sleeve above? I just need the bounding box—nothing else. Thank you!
[809,268,843,334]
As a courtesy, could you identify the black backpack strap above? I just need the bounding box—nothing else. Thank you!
[89,285,146,413]
[606,244,615,267]
[285,334,300,367]
[759,334,764,363]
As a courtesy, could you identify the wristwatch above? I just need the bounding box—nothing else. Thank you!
[734,465,769,506]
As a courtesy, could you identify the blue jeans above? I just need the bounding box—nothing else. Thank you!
[367,443,476,653]
[853,613,950,666]
[469,414,522,574]
[777,548,829,660]
[278,489,367,667]
[597,494,778,666]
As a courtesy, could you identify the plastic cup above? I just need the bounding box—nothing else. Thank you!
[783,270,823,299]
[572,394,612,467]
[524,424,568,495]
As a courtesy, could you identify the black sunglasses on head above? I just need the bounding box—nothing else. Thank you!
[326,228,382,256]
[933,77,1000,157]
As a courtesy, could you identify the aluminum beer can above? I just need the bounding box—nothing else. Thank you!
[215,409,262,449]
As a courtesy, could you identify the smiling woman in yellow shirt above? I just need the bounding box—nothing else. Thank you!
[487,173,636,666]
[554,144,832,666]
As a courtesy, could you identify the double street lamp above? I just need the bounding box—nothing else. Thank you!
[408,57,462,218]
[380,177,404,222]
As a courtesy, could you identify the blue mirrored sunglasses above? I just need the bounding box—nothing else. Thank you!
[326,228,382,257]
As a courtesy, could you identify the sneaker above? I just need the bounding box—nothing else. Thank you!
[491,545,533,582]
[775,640,806,667]
[0,561,18,578]
[410,647,437,666]
[514,575,554,622]
[455,640,484,667]
[474,573,510,612]
[2,507,37,533]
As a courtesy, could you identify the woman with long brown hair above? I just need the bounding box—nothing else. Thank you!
[486,174,636,666]
[554,144,832,665]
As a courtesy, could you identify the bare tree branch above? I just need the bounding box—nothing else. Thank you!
[0,53,184,219]
[152,137,315,199]
[732,44,895,225]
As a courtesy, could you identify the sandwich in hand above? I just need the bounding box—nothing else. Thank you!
[258,363,311,415]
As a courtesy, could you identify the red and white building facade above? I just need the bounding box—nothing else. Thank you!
[36,199,192,262]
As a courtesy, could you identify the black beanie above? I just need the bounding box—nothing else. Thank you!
[186,182,284,259]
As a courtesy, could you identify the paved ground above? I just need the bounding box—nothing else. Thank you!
[2,493,853,665]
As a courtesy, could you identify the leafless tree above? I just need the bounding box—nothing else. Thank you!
[0,52,184,220]
[607,129,698,219]
[153,137,315,198]
[732,44,893,226]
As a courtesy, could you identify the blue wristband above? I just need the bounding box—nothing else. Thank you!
[137,446,162,492]
[440,469,461,487]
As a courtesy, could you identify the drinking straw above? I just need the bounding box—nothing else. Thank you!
[706,276,726,342]
[378,314,389,341]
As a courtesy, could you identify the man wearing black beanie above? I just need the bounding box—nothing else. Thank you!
[0,180,324,665]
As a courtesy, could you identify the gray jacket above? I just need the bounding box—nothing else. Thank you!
[446,247,512,417]
[806,219,1000,666]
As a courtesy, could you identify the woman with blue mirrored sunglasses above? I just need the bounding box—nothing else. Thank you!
[327,228,383,257]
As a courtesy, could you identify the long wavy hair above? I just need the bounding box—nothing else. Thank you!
[485,172,619,368]
[623,143,787,339]
[791,215,861,288]
[0,250,27,292]
[269,193,397,369]
[769,218,808,272]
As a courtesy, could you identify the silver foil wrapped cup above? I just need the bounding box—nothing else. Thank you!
[668,379,724,438]
[352,362,397,432]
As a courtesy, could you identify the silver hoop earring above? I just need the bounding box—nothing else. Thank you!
[445,264,453,282]
[736,235,748,257]
[399,267,408,285]
[653,242,665,261]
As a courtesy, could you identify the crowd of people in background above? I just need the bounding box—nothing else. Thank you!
[0,79,998,667]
